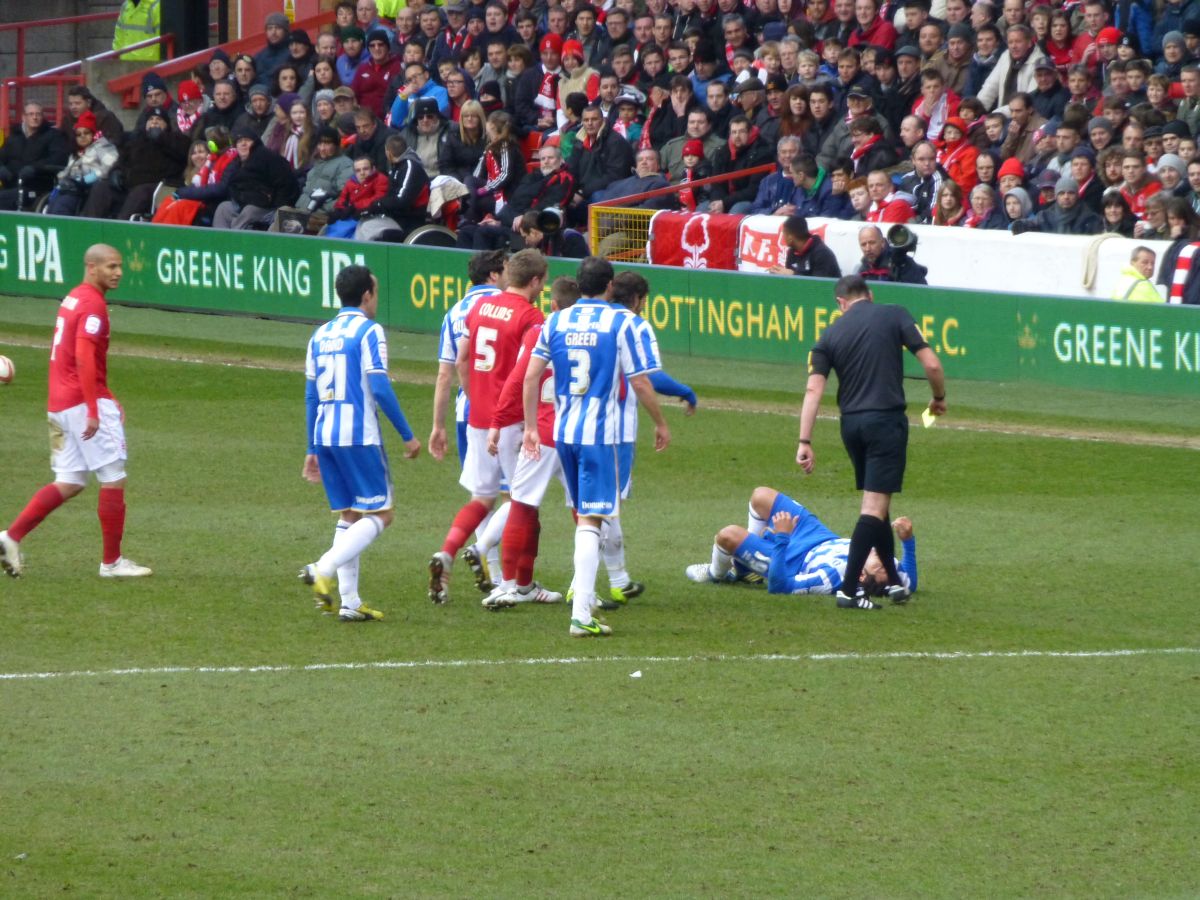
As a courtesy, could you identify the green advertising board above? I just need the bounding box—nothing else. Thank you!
[1,212,1196,396]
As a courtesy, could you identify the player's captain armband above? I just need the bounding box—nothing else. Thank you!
[84,315,103,335]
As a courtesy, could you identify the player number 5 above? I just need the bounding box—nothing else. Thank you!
[474,326,498,372]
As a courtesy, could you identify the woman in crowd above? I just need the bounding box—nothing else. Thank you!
[312,90,337,129]
[271,64,302,99]
[933,179,966,226]
[1042,10,1073,74]
[1101,188,1137,237]
[300,58,342,111]
[963,183,1007,229]
[779,85,813,143]
[466,110,524,222]
[261,92,299,158]
[439,99,487,183]
[282,98,316,171]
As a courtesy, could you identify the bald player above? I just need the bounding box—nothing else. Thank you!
[0,244,152,578]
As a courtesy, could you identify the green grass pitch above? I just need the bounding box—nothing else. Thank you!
[1,295,1198,898]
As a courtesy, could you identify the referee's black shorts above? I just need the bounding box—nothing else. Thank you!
[839,409,909,494]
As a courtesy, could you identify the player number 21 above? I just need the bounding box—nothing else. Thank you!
[315,353,347,401]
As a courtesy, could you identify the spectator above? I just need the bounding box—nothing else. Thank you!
[557,39,600,126]
[708,113,773,214]
[937,23,973,96]
[849,116,899,175]
[498,143,576,227]
[899,140,944,223]
[300,59,344,114]
[45,112,119,217]
[438,99,485,182]
[1156,153,1188,198]
[1134,193,1171,240]
[232,54,257,97]
[1002,185,1034,229]
[571,4,611,67]
[975,149,1000,191]
[355,0,394,44]
[847,175,871,219]
[937,116,979,193]
[1119,150,1162,217]
[0,102,69,210]
[155,128,238,226]
[324,155,391,238]
[348,106,397,173]
[1112,246,1163,301]
[677,140,714,212]
[912,67,960,140]
[286,30,317,84]
[261,92,300,158]
[515,209,590,257]
[998,157,1025,195]
[1071,146,1105,212]
[352,29,404,118]
[282,126,354,228]
[964,24,1002,97]
[80,108,188,220]
[1000,92,1046,164]
[312,90,338,130]
[932,178,966,225]
[60,86,125,150]
[865,169,915,222]
[213,126,300,229]
[270,64,303,101]
[389,61,451,130]
[253,13,293,85]
[817,84,893,170]
[465,110,525,221]
[1031,58,1069,121]
[594,147,672,208]
[856,224,928,283]
[848,0,898,50]
[978,24,1047,111]
[1017,174,1103,233]
[768,215,842,277]
[661,108,722,179]
[234,85,275,137]
[749,136,804,214]
[191,80,241,139]
[611,91,646,143]
[963,183,1007,228]
[366,134,431,237]
[278,99,316,170]
[567,102,635,217]
[133,72,179,135]
[337,27,368,85]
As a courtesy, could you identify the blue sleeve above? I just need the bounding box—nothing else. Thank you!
[899,536,917,592]
[305,377,319,454]
[368,371,414,441]
[389,94,409,130]
[765,531,792,595]
[648,369,697,407]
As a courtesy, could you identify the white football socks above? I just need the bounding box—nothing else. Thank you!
[600,517,629,588]
[710,543,733,579]
[476,501,510,575]
[332,520,360,605]
[748,502,768,537]
[318,516,383,589]
[570,524,602,623]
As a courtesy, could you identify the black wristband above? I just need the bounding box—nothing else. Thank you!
[932,395,945,401]
[798,439,811,444]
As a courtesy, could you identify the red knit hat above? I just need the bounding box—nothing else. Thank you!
[540,33,564,55]
[74,110,98,133]
[998,157,1024,180]
[683,139,704,157]
[177,79,203,102]
[943,116,968,136]
[1096,26,1122,46]
[562,39,585,62]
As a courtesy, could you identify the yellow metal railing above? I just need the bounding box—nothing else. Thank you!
[588,205,656,262]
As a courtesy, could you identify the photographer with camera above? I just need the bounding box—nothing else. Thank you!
[855,224,929,285]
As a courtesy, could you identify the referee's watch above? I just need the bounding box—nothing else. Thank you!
[932,395,945,402]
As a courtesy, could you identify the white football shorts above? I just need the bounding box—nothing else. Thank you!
[509,441,565,507]
[48,398,127,483]
[458,423,521,497]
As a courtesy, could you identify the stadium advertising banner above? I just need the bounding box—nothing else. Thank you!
[0,213,1196,396]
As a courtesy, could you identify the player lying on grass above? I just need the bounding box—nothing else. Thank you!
[685,486,917,610]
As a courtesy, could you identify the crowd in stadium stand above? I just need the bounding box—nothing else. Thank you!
[4,0,1200,292]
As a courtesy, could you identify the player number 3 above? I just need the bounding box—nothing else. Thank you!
[566,348,591,395]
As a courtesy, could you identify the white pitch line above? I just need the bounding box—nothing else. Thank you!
[1,647,1197,683]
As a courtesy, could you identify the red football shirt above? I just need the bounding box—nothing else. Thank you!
[492,324,556,445]
[48,283,113,414]
[463,291,544,428]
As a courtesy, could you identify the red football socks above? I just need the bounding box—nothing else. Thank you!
[501,501,541,584]
[441,500,490,557]
[97,487,126,565]
[8,484,68,542]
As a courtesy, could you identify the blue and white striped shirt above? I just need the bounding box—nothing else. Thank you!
[533,298,660,446]
[616,316,664,444]
[305,308,388,447]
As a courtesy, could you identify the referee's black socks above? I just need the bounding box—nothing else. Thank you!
[872,516,901,586]
[842,515,878,595]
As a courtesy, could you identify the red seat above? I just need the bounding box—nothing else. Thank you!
[522,131,544,172]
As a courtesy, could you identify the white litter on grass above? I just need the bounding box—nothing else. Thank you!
[630,670,642,678]
[1,646,1197,683]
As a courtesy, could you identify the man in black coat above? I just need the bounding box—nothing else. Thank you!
[566,103,634,224]
[190,80,242,140]
[855,225,929,284]
[61,86,126,149]
[213,126,300,229]
[366,133,431,237]
[0,102,69,210]
[769,216,843,278]
[708,114,774,214]
[78,107,189,220]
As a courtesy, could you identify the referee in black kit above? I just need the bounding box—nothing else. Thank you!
[796,275,946,610]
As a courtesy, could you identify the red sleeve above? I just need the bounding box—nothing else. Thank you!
[76,335,100,419]
[491,325,539,428]
[585,73,600,102]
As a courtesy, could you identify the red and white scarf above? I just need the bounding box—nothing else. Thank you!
[1169,241,1200,304]
[536,68,560,112]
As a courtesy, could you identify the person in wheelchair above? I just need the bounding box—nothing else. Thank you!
[44,112,119,217]
[0,102,69,211]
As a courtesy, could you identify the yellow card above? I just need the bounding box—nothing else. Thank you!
[921,407,937,429]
